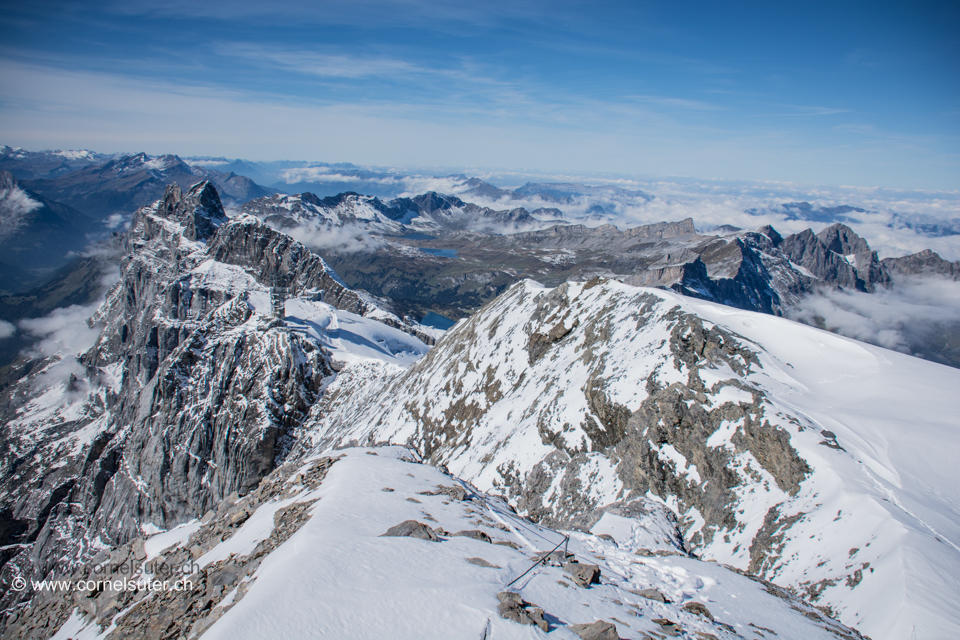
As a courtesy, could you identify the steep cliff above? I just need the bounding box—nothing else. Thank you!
[0,181,430,619]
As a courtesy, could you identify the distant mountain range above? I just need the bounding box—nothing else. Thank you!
[18,152,274,220]
[2,145,959,363]
[0,170,100,290]
[0,178,956,639]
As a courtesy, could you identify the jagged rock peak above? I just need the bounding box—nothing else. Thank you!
[882,248,960,280]
[156,180,228,241]
[756,224,783,245]
[816,223,871,255]
[0,170,15,190]
[411,191,465,213]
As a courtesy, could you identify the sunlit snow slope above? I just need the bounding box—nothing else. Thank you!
[309,278,960,640]
[50,448,866,640]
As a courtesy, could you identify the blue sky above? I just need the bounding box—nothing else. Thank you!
[0,0,957,189]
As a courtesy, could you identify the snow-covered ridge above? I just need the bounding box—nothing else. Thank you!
[27,447,864,640]
[306,277,960,640]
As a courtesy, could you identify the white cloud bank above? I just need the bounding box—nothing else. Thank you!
[0,182,42,243]
[17,301,102,397]
[787,275,960,364]
[281,222,385,254]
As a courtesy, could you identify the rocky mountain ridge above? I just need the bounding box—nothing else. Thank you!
[304,277,960,639]
[0,181,432,620]
[241,190,554,235]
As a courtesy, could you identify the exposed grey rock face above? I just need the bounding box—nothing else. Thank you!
[816,224,872,256]
[3,455,341,640]
[306,277,911,630]
[496,591,549,631]
[563,561,601,587]
[882,248,960,280]
[506,218,696,248]
[156,181,228,241]
[779,224,889,292]
[241,189,543,234]
[0,181,427,619]
[683,601,714,620]
[91,304,332,545]
[632,588,669,603]
[314,282,812,548]
[451,529,491,543]
[206,215,434,345]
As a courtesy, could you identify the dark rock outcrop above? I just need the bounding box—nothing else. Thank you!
[564,561,601,587]
[882,249,960,280]
[451,530,491,543]
[0,182,420,618]
[496,591,549,631]
[570,620,620,640]
[380,520,440,541]
[780,224,889,292]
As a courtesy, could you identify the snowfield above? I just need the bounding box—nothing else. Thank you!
[53,448,866,640]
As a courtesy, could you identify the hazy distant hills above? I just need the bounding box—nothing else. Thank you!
[0,145,112,180]
[0,171,100,289]
[21,152,275,220]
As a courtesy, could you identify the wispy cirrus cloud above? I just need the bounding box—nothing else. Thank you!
[220,46,427,80]
[754,104,849,117]
[626,95,722,111]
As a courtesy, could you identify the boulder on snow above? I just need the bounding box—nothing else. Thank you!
[419,484,468,500]
[683,601,714,620]
[563,562,601,587]
[653,618,682,636]
[630,587,669,602]
[465,557,500,568]
[452,529,491,543]
[569,620,620,640]
[496,592,549,631]
[380,520,440,541]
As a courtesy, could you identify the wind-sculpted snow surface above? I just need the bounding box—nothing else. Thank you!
[19,448,865,640]
[310,278,960,640]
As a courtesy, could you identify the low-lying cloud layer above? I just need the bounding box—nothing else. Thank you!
[14,260,118,397]
[0,182,42,242]
[787,275,960,368]
[281,222,385,254]
[18,301,103,397]
[270,163,960,260]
